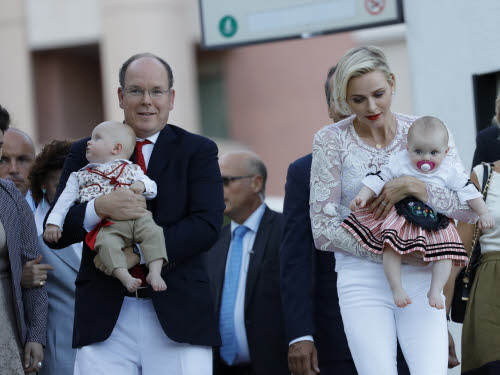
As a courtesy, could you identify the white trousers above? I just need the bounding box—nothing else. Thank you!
[74,297,212,375]
[337,260,447,375]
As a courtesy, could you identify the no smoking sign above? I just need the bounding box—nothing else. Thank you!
[365,0,385,15]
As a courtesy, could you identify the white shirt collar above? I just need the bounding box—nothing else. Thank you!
[136,131,160,145]
[230,203,266,236]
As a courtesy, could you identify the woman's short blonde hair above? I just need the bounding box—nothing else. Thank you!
[333,46,393,115]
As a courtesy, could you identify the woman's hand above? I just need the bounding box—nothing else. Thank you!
[21,255,54,288]
[369,176,428,219]
[23,341,43,373]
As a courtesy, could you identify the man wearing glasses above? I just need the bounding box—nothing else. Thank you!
[45,53,224,374]
[205,151,289,375]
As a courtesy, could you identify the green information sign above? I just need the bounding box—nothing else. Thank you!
[200,0,404,49]
[219,15,238,38]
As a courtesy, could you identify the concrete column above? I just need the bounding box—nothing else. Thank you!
[100,0,200,133]
[0,0,36,137]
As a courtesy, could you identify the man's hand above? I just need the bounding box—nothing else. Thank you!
[21,255,54,288]
[43,224,62,243]
[448,329,460,368]
[94,188,148,221]
[94,246,140,276]
[23,341,43,373]
[288,340,320,375]
[129,181,146,195]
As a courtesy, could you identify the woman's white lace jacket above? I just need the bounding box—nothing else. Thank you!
[309,113,477,261]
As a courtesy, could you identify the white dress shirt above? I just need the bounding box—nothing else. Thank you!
[25,190,36,213]
[227,203,266,365]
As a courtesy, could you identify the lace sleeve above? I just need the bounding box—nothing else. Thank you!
[426,130,478,224]
[310,127,382,262]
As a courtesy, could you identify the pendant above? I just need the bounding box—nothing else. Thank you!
[376,144,382,149]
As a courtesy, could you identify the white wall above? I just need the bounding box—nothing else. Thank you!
[25,0,100,49]
[403,0,500,170]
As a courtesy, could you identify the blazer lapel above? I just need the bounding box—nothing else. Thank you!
[146,125,176,183]
[45,239,81,272]
[244,207,273,310]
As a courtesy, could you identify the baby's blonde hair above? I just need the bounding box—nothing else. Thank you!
[98,121,136,159]
[407,116,449,147]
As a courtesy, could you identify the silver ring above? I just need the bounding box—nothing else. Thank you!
[39,280,45,286]
[381,201,388,206]
[37,361,43,368]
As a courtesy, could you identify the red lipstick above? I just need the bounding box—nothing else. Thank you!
[366,114,381,121]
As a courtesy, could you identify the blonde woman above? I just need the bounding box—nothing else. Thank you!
[310,46,477,375]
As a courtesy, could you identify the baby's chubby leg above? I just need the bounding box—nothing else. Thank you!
[428,259,451,309]
[146,259,167,292]
[113,268,142,292]
[383,246,412,307]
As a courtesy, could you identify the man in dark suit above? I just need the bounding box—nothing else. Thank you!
[280,66,411,375]
[46,53,224,374]
[205,151,289,375]
[472,123,500,167]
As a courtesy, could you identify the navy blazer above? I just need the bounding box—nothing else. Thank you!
[472,124,500,167]
[279,154,351,364]
[0,179,47,346]
[205,207,289,375]
[46,124,225,348]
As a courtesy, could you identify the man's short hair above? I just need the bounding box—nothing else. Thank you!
[119,52,174,89]
[324,65,337,107]
[0,105,10,134]
[248,156,267,197]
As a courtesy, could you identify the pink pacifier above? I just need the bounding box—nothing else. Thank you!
[417,160,435,172]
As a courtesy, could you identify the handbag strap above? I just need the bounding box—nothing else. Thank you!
[464,162,494,273]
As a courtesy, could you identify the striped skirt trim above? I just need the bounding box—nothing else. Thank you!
[342,207,468,266]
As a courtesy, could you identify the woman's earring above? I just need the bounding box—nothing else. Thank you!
[392,91,395,95]
[42,188,46,209]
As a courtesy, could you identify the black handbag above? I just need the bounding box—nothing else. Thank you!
[450,162,494,323]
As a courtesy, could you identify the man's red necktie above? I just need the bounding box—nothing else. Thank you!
[129,139,152,285]
[135,139,152,173]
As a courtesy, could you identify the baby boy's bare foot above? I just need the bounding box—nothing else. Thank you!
[146,272,167,292]
[124,277,142,293]
[427,290,445,309]
[393,288,412,308]
[113,268,142,292]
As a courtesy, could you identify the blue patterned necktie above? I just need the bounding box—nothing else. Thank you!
[219,225,250,365]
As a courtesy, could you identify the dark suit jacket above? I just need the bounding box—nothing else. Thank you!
[280,154,409,375]
[46,124,225,348]
[472,124,500,167]
[0,179,47,346]
[280,154,351,365]
[206,207,289,375]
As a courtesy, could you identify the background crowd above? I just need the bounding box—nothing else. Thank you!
[0,45,499,375]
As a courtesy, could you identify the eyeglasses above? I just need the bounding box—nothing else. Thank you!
[222,175,254,186]
[123,86,171,98]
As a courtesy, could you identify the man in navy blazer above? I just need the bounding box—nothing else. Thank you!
[280,67,354,373]
[46,53,224,374]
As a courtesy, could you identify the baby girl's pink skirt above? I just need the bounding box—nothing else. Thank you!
[342,207,468,266]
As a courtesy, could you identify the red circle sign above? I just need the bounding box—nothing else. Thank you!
[365,0,385,15]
